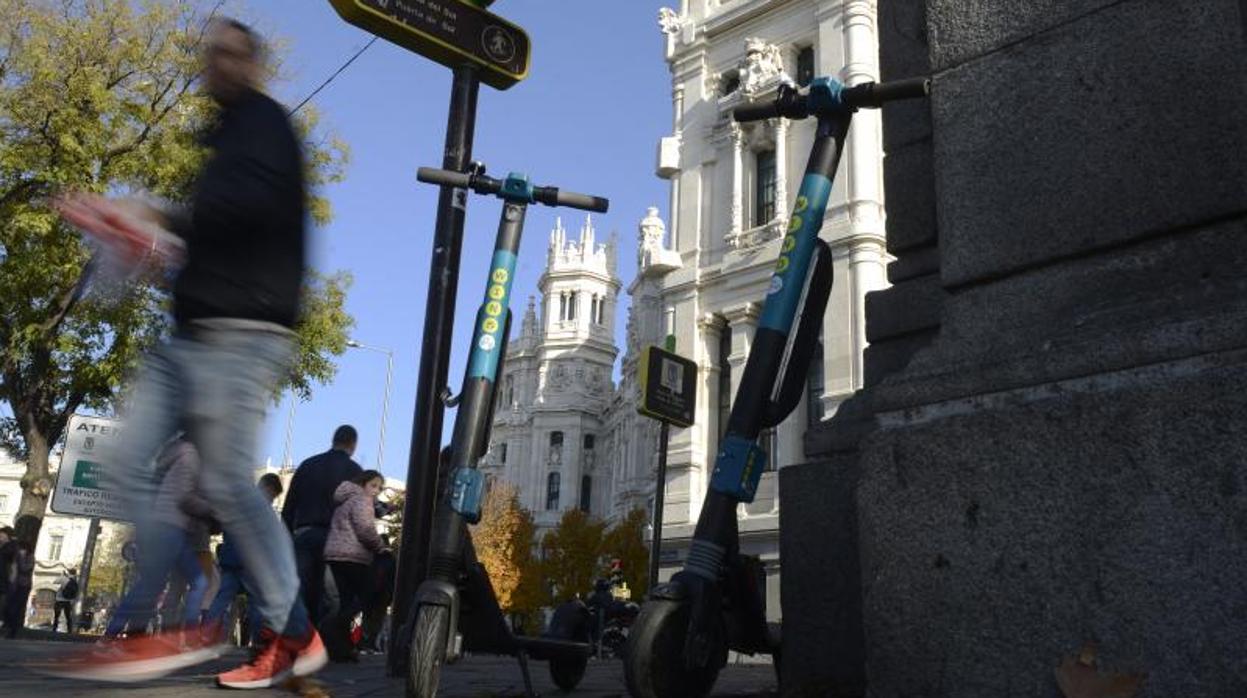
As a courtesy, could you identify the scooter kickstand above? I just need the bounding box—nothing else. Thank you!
[516,649,539,698]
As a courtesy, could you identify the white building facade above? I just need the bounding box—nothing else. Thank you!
[485,0,887,620]
[482,218,622,531]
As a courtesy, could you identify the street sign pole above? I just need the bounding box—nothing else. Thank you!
[386,62,481,678]
[648,333,679,591]
[649,422,670,592]
[76,517,101,622]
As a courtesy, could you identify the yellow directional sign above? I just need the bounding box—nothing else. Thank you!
[328,0,530,89]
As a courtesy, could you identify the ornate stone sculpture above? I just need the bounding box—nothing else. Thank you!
[739,37,786,98]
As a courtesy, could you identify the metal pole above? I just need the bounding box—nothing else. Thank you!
[648,422,670,592]
[387,63,480,677]
[378,350,393,471]
[282,393,297,469]
[77,517,101,627]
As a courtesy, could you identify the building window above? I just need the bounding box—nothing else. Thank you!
[48,533,64,561]
[499,442,508,464]
[580,475,592,513]
[721,70,740,96]
[550,432,563,448]
[505,375,515,408]
[717,328,733,446]
[583,434,595,450]
[567,292,578,321]
[559,294,567,322]
[590,295,605,325]
[546,472,561,511]
[755,149,777,226]
[807,333,825,426]
[796,45,815,87]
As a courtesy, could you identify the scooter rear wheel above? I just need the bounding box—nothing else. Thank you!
[623,599,721,698]
[407,604,449,698]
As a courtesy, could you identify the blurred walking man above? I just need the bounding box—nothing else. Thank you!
[45,18,323,689]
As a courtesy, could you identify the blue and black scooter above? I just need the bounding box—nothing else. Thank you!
[407,164,609,697]
[623,73,930,697]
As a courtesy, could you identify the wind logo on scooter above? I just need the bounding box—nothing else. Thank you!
[469,250,517,380]
[759,173,832,334]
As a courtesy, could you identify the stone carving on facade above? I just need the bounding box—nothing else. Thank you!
[550,363,570,391]
[657,7,682,35]
[739,37,786,98]
[548,443,562,466]
[638,206,682,274]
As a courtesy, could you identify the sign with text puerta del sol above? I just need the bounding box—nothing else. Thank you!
[328,0,530,89]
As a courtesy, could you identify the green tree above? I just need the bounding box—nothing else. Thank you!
[539,508,606,604]
[0,0,352,544]
[601,506,651,601]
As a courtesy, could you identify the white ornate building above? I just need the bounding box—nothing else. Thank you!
[482,217,622,530]
[486,1,888,620]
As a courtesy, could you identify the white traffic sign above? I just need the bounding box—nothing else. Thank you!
[50,414,128,520]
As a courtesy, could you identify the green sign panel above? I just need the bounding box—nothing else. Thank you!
[329,0,530,90]
[638,346,697,428]
[72,460,103,489]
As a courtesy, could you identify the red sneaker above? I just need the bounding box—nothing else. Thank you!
[216,627,326,689]
[28,631,218,682]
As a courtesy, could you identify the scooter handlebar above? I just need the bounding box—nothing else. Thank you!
[733,101,781,123]
[535,186,609,213]
[416,167,472,189]
[842,77,931,109]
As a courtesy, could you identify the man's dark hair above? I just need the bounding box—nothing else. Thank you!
[351,469,384,487]
[333,424,358,448]
[215,17,266,61]
[258,472,284,495]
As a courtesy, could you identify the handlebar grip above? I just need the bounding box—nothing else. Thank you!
[734,100,780,123]
[843,77,931,108]
[535,187,609,213]
[416,167,472,188]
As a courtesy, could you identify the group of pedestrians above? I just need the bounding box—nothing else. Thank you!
[284,426,394,663]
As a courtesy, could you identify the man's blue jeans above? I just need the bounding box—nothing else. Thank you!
[105,329,308,639]
[207,566,260,644]
[106,524,206,636]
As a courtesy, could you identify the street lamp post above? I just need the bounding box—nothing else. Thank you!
[347,339,395,471]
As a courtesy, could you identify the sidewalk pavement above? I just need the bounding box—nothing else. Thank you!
[0,636,779,697]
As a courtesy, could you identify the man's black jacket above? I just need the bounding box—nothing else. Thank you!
[281,448,363,531]
[174,88,306,328]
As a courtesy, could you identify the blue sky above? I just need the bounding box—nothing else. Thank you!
[244,1,673,480]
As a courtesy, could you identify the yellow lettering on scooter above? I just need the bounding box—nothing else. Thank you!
[485,301,502,317]
[488,284,506,301]
[491,268,509,284]
[787,215,802,234]
[794,195,809,213]
[783,235,796,252]
[482,317,499,334]
[776,256,790,273]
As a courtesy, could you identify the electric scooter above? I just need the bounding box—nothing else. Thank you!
[407,163,609,697]
[623,73,930,698]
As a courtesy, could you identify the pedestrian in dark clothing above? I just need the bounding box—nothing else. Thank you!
[360,537,396,653]
[206,473,284,645]
[2,541,35,638]
[282,425,362,626]
[47,18,325,688]
[53,568,80,633]
[0,527,15,618]
[322,470,386,662]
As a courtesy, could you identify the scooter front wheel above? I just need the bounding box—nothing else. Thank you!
[407,604,449,698]
[623,598,721,698]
